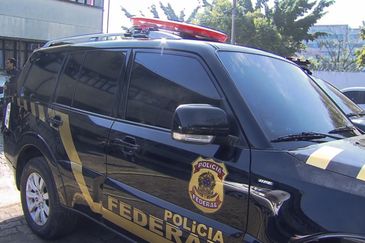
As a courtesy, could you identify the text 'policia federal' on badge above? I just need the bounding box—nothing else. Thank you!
[189,157,228,213]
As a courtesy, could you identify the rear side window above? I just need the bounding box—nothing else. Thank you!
[73,50,125,116]
[23,52,64,103]
[55,52,84,106]
[17,61,31,94]
[126,52,221,129]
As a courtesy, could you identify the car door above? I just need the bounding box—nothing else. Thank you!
[51,49,126,220]
[104,50,251,242]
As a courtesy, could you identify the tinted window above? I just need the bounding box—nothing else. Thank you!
[55,52,84,106]
[314,78,363,115]
[23,52,64,102]
[218,51,355,143]
[17,61,31,94]
[73,50,125,116]
[343,91,365,104]
[126,52,221,129]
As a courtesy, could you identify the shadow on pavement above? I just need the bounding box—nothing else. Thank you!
[0,213,123,243]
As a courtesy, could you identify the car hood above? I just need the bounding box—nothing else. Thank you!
[290,135,365,182]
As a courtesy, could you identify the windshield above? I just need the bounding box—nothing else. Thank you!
[312,77,364,116]
[218,51,358,143]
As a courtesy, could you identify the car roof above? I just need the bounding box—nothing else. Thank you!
[38,38,286,61]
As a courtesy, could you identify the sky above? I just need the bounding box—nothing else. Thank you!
[103,0,365,33]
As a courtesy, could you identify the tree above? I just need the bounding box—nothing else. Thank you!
[121,1,206,24]
[195,0,334,56]
[308,33,361,72]
[356,23,365,68]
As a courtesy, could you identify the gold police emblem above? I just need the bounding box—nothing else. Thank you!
[189,157,228,213]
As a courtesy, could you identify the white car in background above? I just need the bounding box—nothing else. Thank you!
[341,87,365,110]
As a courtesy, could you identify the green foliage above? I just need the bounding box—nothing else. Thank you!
[304,24,364,72]
[121,7,134,18]
[149,4,160,19]
[196,0,334,56]
[356,23,365,68]
[159,2,180,21]
[309,36,361,72]
[120,0,334,57]
[121,1,206,24]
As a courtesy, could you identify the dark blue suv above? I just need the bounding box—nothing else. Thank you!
[3,20,365,243]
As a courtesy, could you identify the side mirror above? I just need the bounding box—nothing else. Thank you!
[171,104,230,144]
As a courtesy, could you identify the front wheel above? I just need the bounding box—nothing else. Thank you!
[20,157,78,239]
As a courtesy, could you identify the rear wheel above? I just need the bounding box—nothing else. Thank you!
[20,157,78,239]
[25,171,50,226]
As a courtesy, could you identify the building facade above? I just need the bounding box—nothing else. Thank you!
[0,0,104,70]
[303,25,364,57]
[300,25,365,71]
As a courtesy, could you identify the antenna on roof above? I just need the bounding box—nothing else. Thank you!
[286,57,313,75]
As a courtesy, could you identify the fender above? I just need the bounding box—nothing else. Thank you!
[14,131,68,206]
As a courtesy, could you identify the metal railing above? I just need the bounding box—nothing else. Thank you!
[43,29,182,48]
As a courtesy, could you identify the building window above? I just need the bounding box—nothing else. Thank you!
[0,38,44,71]
[65,0,103,8]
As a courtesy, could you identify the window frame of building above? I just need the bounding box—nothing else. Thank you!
[0,38,44,71]
[61,0,104,8]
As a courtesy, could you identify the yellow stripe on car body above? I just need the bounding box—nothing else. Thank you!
[306,146,343,169]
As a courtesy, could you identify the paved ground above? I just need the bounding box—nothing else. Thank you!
[0,135,123,243]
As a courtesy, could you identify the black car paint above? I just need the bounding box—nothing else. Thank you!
[3,39,365,243]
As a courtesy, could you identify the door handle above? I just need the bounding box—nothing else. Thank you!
[111,136,140,155]
[48,115,63,128]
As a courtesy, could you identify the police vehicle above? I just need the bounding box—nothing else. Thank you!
[3,17,365,243]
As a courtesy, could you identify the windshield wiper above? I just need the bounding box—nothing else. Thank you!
[271,132,341,143]
[347,112,365,118]
[347,113,359,118]
[328,125,356,134]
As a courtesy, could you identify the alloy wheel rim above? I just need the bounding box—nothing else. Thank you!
[25,172,50,226]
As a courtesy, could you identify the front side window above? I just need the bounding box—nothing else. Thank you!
[126,52,221,129]
[218,51,356,144]
[23,52,64,103]
[73,50,125,116]
[314,78,363,116]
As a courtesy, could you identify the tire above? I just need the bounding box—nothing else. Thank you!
[20,156,78,239]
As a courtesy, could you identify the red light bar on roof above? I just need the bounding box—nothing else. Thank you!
[131,17,228,43]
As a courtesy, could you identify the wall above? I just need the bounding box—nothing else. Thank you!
[313,71,365,89]
[0,0,103,41]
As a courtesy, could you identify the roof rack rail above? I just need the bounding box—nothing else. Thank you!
[42,17,228,48]
[43,29,182,48]
[43,33,128,48]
